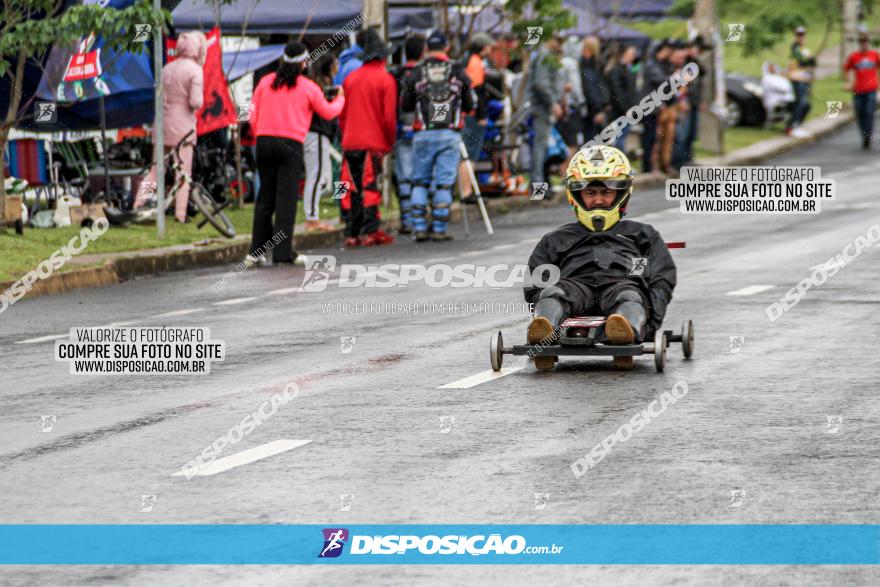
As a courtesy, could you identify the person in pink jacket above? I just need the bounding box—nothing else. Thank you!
[247,40,345,266]
[135,31,206,223]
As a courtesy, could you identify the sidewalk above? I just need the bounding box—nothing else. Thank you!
[1,110,855,301]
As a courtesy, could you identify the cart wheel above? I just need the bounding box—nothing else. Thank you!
[681,320,694,359]
[654,331,667,372]
[490,331,503,372]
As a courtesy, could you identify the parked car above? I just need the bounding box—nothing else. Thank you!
[724,72,793,127]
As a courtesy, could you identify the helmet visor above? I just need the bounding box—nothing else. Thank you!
[566,178,632,209]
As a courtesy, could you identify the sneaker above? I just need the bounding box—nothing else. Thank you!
[398,225,413,235]
[605,313,635,369]
[361,230,395,246]
[430,231,453,241]
[243,253,270,268]
[790,127,812,139]
[343,236,362,248]
[863,137,871,151]
[292,255,306,267]
[415,231,429,242]
[527,316,557,370]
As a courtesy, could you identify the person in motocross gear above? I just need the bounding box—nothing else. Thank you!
[400,30,476,241]
[523,145,677,369]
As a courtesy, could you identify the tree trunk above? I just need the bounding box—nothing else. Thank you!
[0,51,28,222]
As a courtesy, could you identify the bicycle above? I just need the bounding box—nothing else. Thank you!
[139,130,236,238]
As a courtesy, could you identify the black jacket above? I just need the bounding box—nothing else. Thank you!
[606,63,638,118]
[524,220,677,332]
[579,55,609,117]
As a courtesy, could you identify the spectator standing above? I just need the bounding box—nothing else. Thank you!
[558,36,586,151]
[605,45,639,152]
[134,31,206,223]
[392,34,426,234]
[672,39,704,168]
[338,28,398,246]
[639,40,672,173]
[527,35,564,186]
[653,41,685,175]
[463,33,494,161]
[579,36,609,144]
[303,53,340,233]
[787,26,816,137]
[334,31,366,85]
[247,41,345,266]
[844,30,880,150]
[401,31,475,241]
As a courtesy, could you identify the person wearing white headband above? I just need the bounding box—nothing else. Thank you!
[246,41,346,267]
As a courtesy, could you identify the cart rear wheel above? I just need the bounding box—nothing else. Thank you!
[654,331,667,372]
[490,331,503,372]
[681,320,694,358]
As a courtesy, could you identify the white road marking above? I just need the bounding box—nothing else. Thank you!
[725,285,774,296]
[104,320,141,327]
[172,439,312,477]
[15,334,68,344]
[213,297,258,306]
[152,308,205,317]
[267,287,302,295]
[440,367,524,389]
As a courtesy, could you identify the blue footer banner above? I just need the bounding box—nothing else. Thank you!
[1,525,878,564]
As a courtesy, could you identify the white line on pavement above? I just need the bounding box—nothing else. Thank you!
[725,285,774,296]
[213,297,259,306]
[172,439,312,477]
[267,287,302,295]
[104,320,141,327]
[15,334,68,344]
[152,308,205,317]
[439,367,524,389]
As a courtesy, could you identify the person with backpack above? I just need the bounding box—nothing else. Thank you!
[391,34,426,235]
[401,31,476,242]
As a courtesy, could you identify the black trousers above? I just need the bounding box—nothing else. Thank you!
[252,136,303,262]
[557,277,647,316]
[343,150,382,238]
[641,112,659,172]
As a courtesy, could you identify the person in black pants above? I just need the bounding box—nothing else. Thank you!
[246,40,345,265]
[252,137,303,263]
[639,40,672,172]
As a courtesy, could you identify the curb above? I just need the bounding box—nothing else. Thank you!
[2,114,854,302]
[0,194,556,302]
[632,112,855,189]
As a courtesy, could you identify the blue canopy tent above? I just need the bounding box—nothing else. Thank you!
[172,0,433,36]
[14,0,157,131]
[591,0,677,20]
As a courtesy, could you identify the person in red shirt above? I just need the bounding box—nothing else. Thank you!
[338,27,398,246]
[844,31,880,150]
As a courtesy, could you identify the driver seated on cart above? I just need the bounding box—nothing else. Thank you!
[524,145,677,370]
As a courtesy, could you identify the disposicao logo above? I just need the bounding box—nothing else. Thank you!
[318,528,349,558]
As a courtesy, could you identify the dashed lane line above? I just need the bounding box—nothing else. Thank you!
[439,367,524,389]
[725,285,774,296]
[171,439,312,477]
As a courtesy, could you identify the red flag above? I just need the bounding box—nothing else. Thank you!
[165,28,236,136]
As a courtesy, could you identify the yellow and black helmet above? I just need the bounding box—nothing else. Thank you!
[564,145,634,231]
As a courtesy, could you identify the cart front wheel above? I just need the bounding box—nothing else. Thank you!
[654,331,667,372]
[682,320,695,358]
[490,331,503,372]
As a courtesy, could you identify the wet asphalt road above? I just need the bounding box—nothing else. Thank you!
[0,122,879,585]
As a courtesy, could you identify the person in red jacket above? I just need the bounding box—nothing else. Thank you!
[338,27,398,246]
[844,30,880,150]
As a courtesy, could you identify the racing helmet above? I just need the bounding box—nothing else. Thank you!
[564,145,634,231]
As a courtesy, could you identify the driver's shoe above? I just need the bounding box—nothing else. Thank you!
[527,297,565,371]
[605,313,636,369]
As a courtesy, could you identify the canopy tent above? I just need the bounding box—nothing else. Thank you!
[22,0,157,132]
[223,44,284,82]
[171,0,433,36]
[590,0,677,20]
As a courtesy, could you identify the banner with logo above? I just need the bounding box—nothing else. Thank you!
[0,525,877,564]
